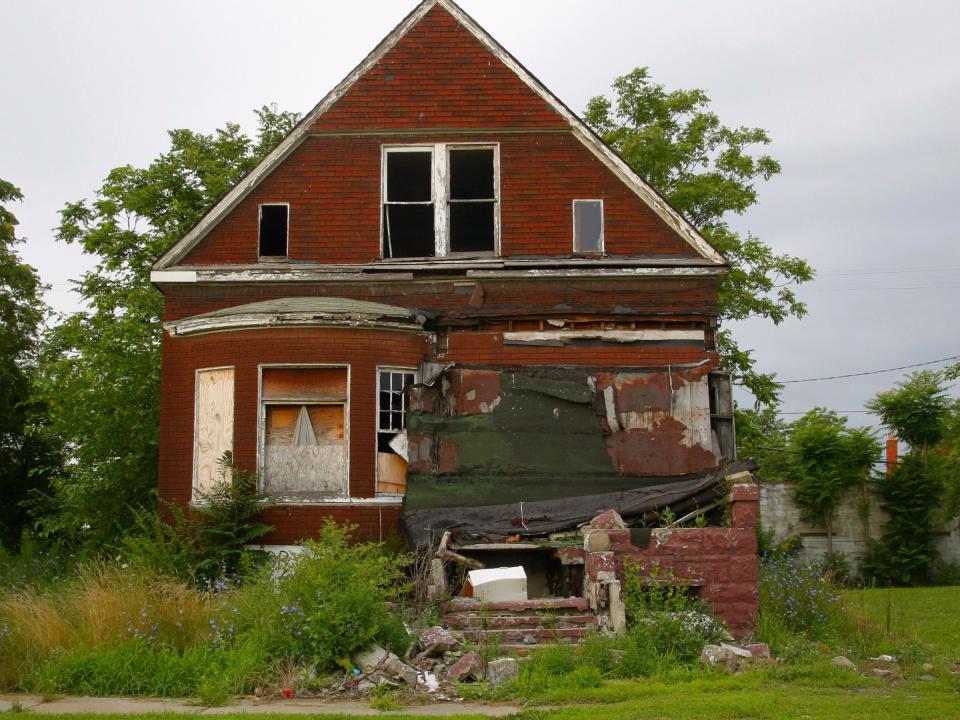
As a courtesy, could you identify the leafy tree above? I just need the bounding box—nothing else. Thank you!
[864,371,954,584]
[866,370,951,457]
[788,409,880,558]
[0,180,61,548]
[34,106,300,547]
[585,68,814,405]
[734,403,793,482]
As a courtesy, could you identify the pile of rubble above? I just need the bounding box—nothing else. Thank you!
[348,626,519,696]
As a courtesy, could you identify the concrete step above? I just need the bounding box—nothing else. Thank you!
[444,597,589,614]
[444,613,597,630]
[459,627,590,643]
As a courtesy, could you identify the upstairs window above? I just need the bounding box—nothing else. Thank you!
[383,144,498,259]
[259,204,288,257]
[573,199,604,254]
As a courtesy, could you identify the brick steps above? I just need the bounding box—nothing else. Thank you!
[444,613,596,630]
[458,627,591,644]
[442,597,597,648]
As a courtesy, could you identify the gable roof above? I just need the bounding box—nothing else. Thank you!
[154,0,725,270]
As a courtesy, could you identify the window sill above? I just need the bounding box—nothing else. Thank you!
[191,496,402,507]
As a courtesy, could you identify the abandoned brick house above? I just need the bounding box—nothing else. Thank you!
[153,0,760,635]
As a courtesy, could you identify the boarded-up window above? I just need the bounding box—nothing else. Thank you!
[261,367,348,498]
[376,369,416,495]
[194,367,235,498]
[573,199,604,253]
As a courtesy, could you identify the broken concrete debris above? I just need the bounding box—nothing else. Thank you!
[447,651,486,682]
[417,626,460,655]
[699,642,777,673]
[832,655,857,671]
[486,658,519,687]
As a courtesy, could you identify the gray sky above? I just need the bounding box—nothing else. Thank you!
[3,0,959,423]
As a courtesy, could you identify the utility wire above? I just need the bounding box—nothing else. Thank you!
[779,354,960,383]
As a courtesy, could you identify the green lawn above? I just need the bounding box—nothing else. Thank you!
[845,585,960,659]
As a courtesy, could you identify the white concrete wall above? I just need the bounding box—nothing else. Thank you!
[760,482,960,572]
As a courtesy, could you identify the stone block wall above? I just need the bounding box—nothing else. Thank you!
[760,482,960,572]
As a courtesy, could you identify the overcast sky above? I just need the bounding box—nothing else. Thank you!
[3,0,959,423]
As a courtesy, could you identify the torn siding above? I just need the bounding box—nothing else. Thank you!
[404,366,724,512]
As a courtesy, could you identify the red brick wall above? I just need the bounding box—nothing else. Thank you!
[257,504,403,545]
[446,330,714,368]
[158,327,430,529]
[182,133,699,265]
[311,4,567,131]
[583,484,760,637]
[179,3,704,266]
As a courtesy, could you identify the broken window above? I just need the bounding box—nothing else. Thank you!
[382,145,498,259]
[260,367,348,499]
[259,204,289,257]
[194,367,235,499]
[573,200,604,254]
[383,150,435,258]
[708,372,736,462]
[377,368,416,495]
[449,148,496,253]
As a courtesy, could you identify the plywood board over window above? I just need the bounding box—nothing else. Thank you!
[194,367,235,498]
[260,366,348,500]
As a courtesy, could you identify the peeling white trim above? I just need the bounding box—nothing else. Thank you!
[164,312,428,337]
[151,264,725,285]
[503,329,705,344]
[151,270,197,283]
[153,0,724,271]
[467,267,724,280]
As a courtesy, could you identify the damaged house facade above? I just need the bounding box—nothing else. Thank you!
[153,0,760,637]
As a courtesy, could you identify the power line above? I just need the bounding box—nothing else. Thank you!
[780,354,960,383]
[807,284,960,292]
[776,410,870,415]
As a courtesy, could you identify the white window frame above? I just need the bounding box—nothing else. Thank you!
[572,199,605,255]
[256,363,351,501]
[375,366,418,496]
[258,202,290,258]
[381,143,500,259]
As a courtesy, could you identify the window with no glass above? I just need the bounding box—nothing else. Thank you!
[382,145,498,258]
[573,199,604,254]
[377,369,416,495]
[260,367,348,499]
[259,204,288,257]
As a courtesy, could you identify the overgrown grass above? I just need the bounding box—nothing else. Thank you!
[0,521,411,698]
[845,585,960,659]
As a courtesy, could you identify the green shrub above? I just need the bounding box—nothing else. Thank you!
[118,455,273,586]
[863,454,948,585]
[234,520,409,670]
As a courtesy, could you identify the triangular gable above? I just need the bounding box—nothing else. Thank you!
[155,0,724,270]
